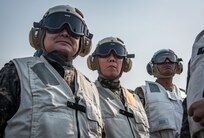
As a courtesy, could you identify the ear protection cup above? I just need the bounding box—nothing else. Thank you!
[29,27,39,49]
[87,55,97,70]
[123,58,132,72]
[176,62,183,74]
[79,36,92,57]
[146,62,153,75]
[29,27,45,49]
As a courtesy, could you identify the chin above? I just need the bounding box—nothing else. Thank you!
[107,75,118,80]
[56,50,70,57]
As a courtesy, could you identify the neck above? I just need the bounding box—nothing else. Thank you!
[156,78,174,91]
[98,77,121,91]
[44,51,73,69]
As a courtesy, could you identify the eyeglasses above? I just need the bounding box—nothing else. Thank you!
[153,52,178,64]
[92,42,128,58]
[37,12,90,37]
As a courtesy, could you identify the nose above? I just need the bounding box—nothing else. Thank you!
[163,58,174,64]
[59,28,71,37]
[165,58,170,62]
[108,53,116,62]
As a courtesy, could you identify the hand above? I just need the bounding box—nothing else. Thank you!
[188,98,204,126]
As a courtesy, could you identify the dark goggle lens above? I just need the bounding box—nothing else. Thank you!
[154,53,177,64]
[43,12,88,36]
[92,43,127,57]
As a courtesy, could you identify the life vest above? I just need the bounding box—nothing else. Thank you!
[95,80,149,138]
[4,56,103,138]
[140,81,185,135]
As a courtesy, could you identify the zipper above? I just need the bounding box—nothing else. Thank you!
[125,106,135,138]
[75,96,80,138]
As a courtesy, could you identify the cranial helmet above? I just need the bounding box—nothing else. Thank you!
[146,49,183,78]
[87,36,135,72]
[29,5,93,57]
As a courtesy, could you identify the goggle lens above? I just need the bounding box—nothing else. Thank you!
[42,12,88,37]
[92,42,127,57]
[154,52,177,64]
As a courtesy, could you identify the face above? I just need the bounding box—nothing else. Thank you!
[98,53,124,80]
[156,59,177,77]
[43,29,80,58]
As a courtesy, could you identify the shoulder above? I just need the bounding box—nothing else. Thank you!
[0,61,18,76]
[135,86,145,98]
[0,60,20,106]
[127,89,134,94]
[134,86,146,107]
[75,69,92,83]
[135,86,146,96]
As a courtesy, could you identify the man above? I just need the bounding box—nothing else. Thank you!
[181,30,204,138]
[0,5,103,138]
[87,36,149,138]
[135,49,186,138]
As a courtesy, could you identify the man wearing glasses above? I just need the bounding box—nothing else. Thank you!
[87,36,149,138]
[135,49,186,138]
[0,5,103,138]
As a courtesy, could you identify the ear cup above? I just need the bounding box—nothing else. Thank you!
[29,27,39,49]
[79,36,92,57]
[176,62,183,74]
[87,55,97,70]
[146,62,153,75]
[29,27,44,49]
[123,58,132,72]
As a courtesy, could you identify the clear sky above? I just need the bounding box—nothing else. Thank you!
[1,0,204,90]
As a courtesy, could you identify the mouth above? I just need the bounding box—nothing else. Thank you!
[163,66,172,70]
[108,65,117,69]
[56,40,70,45]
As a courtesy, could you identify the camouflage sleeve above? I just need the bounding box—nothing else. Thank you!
[180,98,191,138]
[0,61,20,138]
[135,87,145,107]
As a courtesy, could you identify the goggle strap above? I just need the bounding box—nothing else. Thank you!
[178,58,183,61]
[127,54,135,58]
[33,22,41,28]
[88,33,93,39]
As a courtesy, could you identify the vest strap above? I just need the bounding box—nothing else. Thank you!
[119,109,134,118]
[67,101,86,113]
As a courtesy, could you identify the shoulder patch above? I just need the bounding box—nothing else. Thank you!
[149,83,160,92]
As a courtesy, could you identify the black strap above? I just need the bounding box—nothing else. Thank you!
[119,109,134,118]
[67,101,86,113]
[197,47,204,55]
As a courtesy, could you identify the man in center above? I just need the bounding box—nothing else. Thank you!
[87,36,149,138]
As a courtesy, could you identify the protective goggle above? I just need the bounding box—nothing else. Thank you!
[153,52,178,64]
[92,42,135,58]
[36,12,89,37]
